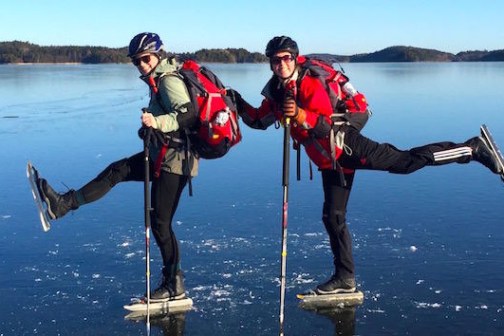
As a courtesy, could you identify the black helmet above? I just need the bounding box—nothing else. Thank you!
[265,36,299,58]
[127,32,163,58]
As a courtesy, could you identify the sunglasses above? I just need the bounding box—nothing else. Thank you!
[270,55,295,65]
[132,55,151,66]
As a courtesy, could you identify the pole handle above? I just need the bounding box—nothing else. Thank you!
[282,118,291,187]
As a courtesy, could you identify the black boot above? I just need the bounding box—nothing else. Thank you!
[37,178,79,220]
[466,136,503,174]
[150,270,186,301]
[316,275,356,295]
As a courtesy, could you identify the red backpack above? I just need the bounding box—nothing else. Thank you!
[178,60,242,159]
[296,57,372,179]
[297,56,370,131]
[149,59,242,195]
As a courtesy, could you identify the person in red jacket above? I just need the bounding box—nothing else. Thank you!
[232,36,503,295]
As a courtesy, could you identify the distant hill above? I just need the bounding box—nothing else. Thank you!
[307,46,504,63]
[306,53,351,63]
[1,41,503,64]
[0,41,129,64]
[351,46,455,62]
[0,41,267,64]
[455,49,504,62]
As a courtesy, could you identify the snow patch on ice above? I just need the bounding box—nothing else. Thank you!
[231,237,250,245]
[201,239,222,250]
[192,284,234,304]
[367,309,386,314]
[192,285,210,292]
[238,269,255,275]
[292,273,315,285]
[377,227,402,238]
[415,302,442,309]
[369,292,382,302]
[211,288,232,298]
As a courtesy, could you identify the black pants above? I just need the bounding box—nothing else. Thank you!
[340,126,472,172]
[321,126,473,279]
[321,170,355,280]
[77,152,188,275]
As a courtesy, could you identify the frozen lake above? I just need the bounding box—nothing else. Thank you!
[1,62,503,335]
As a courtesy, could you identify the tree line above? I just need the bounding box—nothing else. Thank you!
[310,46,504,63]
[0,41,268,64]
[1,41,503,64]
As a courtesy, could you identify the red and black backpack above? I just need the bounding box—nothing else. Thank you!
[297,56,370,132]
[177,60,242,160]
[296,56,372,179]
[150,59,242,195]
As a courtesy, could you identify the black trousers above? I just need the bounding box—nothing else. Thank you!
[340,126,472,172]
[321,126,473,279]
[77,152,188,275]
[321,170,355,280]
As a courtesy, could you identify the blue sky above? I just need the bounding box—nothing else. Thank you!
[1,0,502,55]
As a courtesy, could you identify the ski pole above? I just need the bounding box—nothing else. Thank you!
[279,81,297,335]
[296,142,301,181]
[142,108,152,334]
[279,116,291,336]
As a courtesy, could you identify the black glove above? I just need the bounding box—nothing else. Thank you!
[227,88,249,117]
[138,126,150,140]
[226,88,241,100]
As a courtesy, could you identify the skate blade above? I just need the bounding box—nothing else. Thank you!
[297,290,364,309]
[480,125,504,181]
[26,162,51,232]
[124,297,193,314]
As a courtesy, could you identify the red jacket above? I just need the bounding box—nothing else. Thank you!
[240,56,368,170]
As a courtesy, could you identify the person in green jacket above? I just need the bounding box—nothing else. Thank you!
[35,32,197,300]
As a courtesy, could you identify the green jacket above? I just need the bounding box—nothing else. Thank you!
[142,58,198,177]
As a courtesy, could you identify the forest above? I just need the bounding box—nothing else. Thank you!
[0,41,267,64]
[1,41,503,64]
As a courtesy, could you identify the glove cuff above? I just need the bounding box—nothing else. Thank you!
[294,107,306,124]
